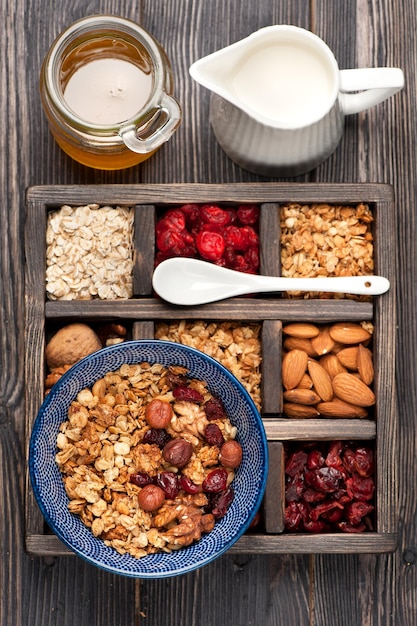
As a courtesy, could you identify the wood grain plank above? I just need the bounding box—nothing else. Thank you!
[313,1,405,625]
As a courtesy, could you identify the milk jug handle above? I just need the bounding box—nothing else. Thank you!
[339,67,404,115]
[119,94,181,154]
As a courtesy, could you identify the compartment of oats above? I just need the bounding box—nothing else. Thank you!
[280,202,374,299]
[46,204,134,300]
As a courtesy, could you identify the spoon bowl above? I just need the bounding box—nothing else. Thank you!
[152,257,390,306]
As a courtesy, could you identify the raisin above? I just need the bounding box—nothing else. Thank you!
[202,468,228,493]
[172,385,204,403]
[205,423,225,447]
[130,472,152,487]
[153,471,180,499]
[142,428,172,448]
[210,486,234,519]
[204,397,227,421]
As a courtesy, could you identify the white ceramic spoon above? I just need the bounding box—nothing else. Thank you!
[152,257,390,306]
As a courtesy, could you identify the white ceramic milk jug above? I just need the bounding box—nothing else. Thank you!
[189,25,404,176]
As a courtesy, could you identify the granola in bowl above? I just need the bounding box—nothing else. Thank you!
[55,362,239,559]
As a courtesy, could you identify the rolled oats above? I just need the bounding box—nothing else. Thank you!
[56,362,239,559]
[46,204,134,300]
[280,202,374,299]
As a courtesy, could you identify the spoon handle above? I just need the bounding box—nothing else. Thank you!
[256,274,390,296]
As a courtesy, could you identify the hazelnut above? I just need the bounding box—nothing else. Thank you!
[162,439,193,468]
[145,398,173,429]
[45,323,102,369]
[219,440,243,469]
[138,484,165,512]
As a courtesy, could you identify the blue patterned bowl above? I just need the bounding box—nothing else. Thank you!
[29,340,268,578]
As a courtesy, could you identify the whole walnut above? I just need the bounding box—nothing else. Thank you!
[45,323,102,369]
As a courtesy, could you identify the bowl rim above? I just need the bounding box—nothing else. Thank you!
[29,339,268,577]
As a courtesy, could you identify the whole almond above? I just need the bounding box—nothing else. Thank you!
[332,373,375,407]
[282,349,308,390]
[336,347,359,371]
[317,398,368,418]
[329,322,372,344]
[357,343,374,385]
[307,360,334,401]
[320,353,347,378]
[283,323,320,339]
[283,336,317,357]
[283,403,320,418]
[298,373,314,389]
[283,388,321,405]
[311,325,335,355]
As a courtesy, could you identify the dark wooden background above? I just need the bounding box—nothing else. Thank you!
[1,0,415,624]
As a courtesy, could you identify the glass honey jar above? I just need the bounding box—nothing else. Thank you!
[40,15,181,170]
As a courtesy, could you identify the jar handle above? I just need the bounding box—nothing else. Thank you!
[119,94,181,154]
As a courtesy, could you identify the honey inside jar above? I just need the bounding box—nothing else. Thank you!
[40,16,181,170]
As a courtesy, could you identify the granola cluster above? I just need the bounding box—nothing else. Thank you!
[55,362,238,559]
[154,321,262,410]
[280,202,374,299]
[46,204,134,300]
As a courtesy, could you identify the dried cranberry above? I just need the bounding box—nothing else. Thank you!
[236,204,260,225]
[153,471,180,500]
[179,475,202,495]
[310,500,344,522]
[338,521,367,533]
[345,474,375,501]
[142,428,172,448]
[172,385,204,403]
[238,226,259,250]
[343,446,374,477]
[204,397,227,421]
[205,423,225,447]
[284,501,310,531]
[305,467,342,493]
[244,246,260,270]
[307,449,326,470]
[325,441,344,469]
[285,473,305,502]
[285,450,308,477]
[224,225,248,251]
[156,229,193,255]
[346,501,374,525]
[303,519,329,533]
[130,472,152,487]
[202,468,228,493]
[180,203,201,229]
[195,230,225,261]
[302,488,326,503]
[210,486,234,519]
[199,204,231,227]
[156,209,186,233]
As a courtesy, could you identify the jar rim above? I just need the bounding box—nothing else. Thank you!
[42,15,167,135]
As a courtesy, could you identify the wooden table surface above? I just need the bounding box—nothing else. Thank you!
[2,1,415,624]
